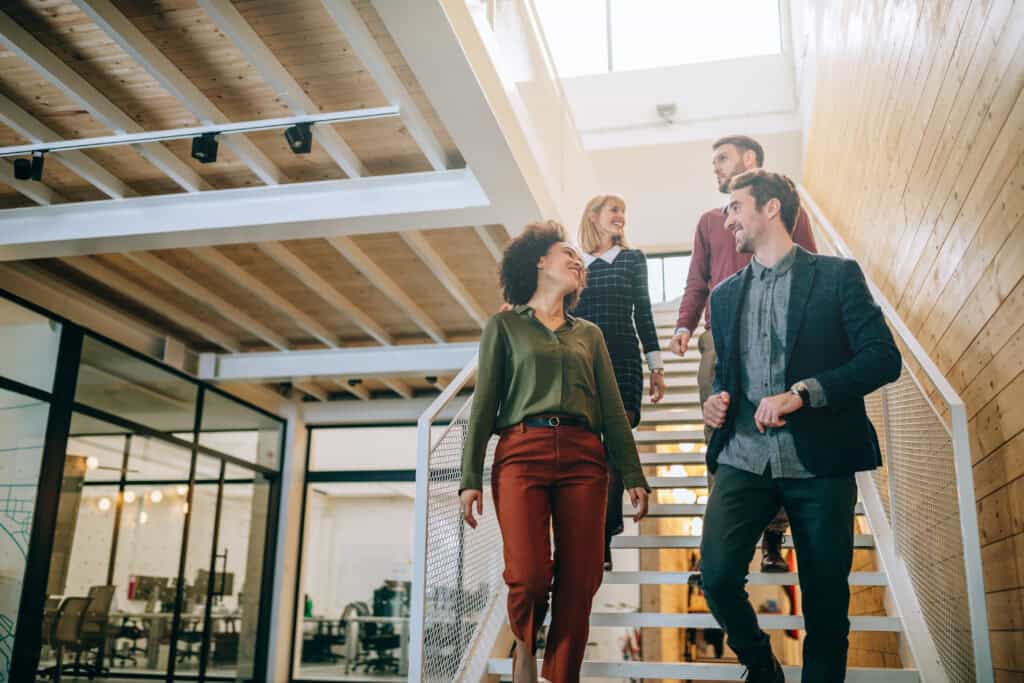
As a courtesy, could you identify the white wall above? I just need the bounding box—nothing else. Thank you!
[586,130,805,253]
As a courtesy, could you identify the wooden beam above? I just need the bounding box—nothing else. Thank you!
[72,0,286,187]
[197,0,367,178]
[189,246,341,348]
[256,241,393,346]
[381,378,414,399]
[399,230,487,328]
[0,159,64,205]
[474,225,504,262]
[294,380,328,402]
[0,93,136,199]
[62,255,241,352]
[320,0,448,172]
[327,236,447,343]
[0,11,207,193]
[122,251,290,351]
[333,378,371,401]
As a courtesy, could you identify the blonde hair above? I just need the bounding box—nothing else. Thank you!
[578,194,629,254]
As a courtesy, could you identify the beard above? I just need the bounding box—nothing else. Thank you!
[734,230,754,253]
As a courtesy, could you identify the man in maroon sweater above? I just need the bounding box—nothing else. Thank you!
[669,135,817,573]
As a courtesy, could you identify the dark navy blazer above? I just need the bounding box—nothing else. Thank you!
[706,247,902,476]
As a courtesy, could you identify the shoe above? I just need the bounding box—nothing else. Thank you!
[760,529,788,573]
[604,542,613,571]
[742,653,785,682]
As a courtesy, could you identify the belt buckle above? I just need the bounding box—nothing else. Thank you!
[547,416,561,427]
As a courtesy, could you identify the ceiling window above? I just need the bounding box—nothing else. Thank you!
[534,0,783,78]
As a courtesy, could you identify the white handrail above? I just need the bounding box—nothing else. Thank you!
[799,184,993,682]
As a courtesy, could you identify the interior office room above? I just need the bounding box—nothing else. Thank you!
[0,0,1021,682]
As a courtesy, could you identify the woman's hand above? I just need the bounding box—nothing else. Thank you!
[649,370,666,404]
[627,487,649,522]
[460,489,483,528]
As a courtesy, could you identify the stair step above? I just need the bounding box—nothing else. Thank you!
[648,475,708,488]
[610,534,875,549]
[645,362,698,375]
[602,570,887,585]
[639,452,706,465]
[644,392,700,406]
[630,501,865,517]
[489,660,919,681]
[633,429,705,444]
[642,409,704,424]
[585,612,902,631]
[659,348,700,360]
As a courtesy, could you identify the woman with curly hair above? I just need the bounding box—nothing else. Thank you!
[574,194,666,570]
[460,221,650,683]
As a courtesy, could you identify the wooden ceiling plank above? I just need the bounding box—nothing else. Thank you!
[0,93,136,199]
[0,10,208,194]
[327,235,447,343]
[333,378,370,401]
[381,377,414,399]
[189,245,341,348]
[197,0,367,178]
[294,380,328,402]
[399,230,487,328]
[122,251,290,351]
[256,241,393,346]
[62,255,242,352]
[72,0,287,187]
[474,225,504,262]
[0,159,65,205]
[320,0,448,172]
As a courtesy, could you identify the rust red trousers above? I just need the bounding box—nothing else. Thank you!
[492,422,609,683]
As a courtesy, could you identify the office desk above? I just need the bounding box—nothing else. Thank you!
[345,616,409,676]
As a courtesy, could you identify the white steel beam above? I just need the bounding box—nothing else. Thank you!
[188,246,341,348]
[197,0,367,178]
[197,342,477,383]
[0,11,207,193]
[62,255,241,352]
[255,241,393,346]
[474,225,504,262]
[72,0,286,186]
[399,230,487,328]
[320,0,448,172]
[302,395,468,425]
[0,159,64,205]
[122,251,289,351]
[0,93,135,199]
[327,236,447,343]
[0,168,490,261]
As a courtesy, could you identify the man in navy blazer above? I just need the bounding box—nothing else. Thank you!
[700,169,901,682]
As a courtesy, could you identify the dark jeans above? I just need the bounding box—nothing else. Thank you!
[699,464,858,682]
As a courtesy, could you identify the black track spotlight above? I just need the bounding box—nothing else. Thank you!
[14,150,45,181]
[191,132,219,163]
[284,122,313,154]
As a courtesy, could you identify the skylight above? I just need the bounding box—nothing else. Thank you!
[533,0,783,78]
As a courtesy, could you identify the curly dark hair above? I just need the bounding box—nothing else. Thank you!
[501,220,584,311]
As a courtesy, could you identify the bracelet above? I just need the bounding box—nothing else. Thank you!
[651,368,665,375]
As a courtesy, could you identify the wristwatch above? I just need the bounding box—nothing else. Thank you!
[790,381,810,407]
[651,368,665,375]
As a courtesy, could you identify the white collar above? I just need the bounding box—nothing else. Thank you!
[583,244,622,266]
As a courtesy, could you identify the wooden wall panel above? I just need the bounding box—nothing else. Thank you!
[803,0,1024,677]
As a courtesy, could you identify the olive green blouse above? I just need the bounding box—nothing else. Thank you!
[460,305,648,492]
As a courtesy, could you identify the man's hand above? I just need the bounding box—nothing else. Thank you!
[754,392,804,433]
[703,391,730,428]
[669,330,692,356]
[627,487,649,522]
[498,303,513,313]
[649,371,666,404]
[460,489,483,528]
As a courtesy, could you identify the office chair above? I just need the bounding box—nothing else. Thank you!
[176,618,203,667]
[37,597,90,683]
[110,616,147,667]
[58,585,115,678]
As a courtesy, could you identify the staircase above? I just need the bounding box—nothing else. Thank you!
[485,303,922,682]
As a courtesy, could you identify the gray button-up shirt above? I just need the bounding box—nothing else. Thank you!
[718,246,818,479]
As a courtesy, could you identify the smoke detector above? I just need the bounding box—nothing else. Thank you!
[656,103,677,125]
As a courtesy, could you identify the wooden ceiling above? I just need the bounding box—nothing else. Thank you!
[0,0,507,404]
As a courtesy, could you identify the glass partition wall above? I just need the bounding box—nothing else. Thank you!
[0,291,285,683]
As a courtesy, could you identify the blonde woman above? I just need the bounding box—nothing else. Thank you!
[574,194,666,570]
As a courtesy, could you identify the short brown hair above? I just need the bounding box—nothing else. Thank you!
[713,135,765,167]
[501,220,583,310]
[729,169,800,234]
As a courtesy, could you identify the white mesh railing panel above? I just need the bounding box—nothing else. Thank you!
[864,390,893,525]
[420,397,505,682]
[883,370,976,682]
